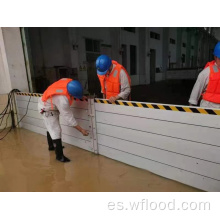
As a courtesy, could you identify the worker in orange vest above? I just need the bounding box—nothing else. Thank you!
[38,78,89,163]
[96,55,131,103]
[189,42,220,108]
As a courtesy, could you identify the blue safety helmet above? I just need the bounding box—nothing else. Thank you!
[96,55,112,75]
[213,42,220,58]
[67,80,83,99]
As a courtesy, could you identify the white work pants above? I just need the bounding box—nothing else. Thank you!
[42,111,62,140]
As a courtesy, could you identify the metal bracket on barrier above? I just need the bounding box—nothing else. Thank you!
[88,98,98,154]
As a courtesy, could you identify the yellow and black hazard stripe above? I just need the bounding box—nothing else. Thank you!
[16,92,42,97]
[95,99,220,115]
[16,92,88,102]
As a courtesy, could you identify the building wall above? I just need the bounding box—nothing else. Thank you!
[68,27,141,88]
[28,27,72,74]
[213,28,220,41]
[74,27,119,91]
[149,27,164,82]
[0,27,28,129]
[121,28,140,85]
[149,27,163,71]
[190,34,195,67]
[181,29,187,67]
[0,28,12,129]
[138,27,147,84]
[0,28,12,94]
[1,28,29,92]
[169,27,177,64]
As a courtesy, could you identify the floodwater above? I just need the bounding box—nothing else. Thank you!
[0,128,202,192]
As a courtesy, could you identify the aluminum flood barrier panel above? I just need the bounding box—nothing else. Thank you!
[15,92,220,191]
[94,99,220,192]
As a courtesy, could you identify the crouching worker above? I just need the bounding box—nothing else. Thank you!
[38,78,89,163]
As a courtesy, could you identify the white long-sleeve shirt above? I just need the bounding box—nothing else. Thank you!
[188,62,220,108]
[38,95,78,127]
[103,64,131,100]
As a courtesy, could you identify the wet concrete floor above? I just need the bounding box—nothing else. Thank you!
[0,128,202,192]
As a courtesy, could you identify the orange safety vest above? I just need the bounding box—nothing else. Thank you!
[42,78,74,108]
[97,60,131,99]
[204,60,215,69]
[203,62,220,103]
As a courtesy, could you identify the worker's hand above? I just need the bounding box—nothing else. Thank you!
[74,125,89,136]
[108,96,118,103]
[81,129,89,136]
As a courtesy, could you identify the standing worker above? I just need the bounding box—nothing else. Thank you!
[96,55,131,103]
[38,78,89,163]
[189,42,220,108]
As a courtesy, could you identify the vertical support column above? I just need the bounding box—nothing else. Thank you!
[145,27,150,84]
[138,27,146,84]
[194,29,199,67]
[162,27,169,80]
[200,33,205,66]
[20,27,34,93]
[88,97,98,154]
[176,28,182,68]
[186,28,192,67]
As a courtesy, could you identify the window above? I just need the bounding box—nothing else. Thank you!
[122,27,135,33]
[85,39,100,52]
[182,43,186,48]
[170,38,175,44]
[150,32,160,40]
[130,45,136,75]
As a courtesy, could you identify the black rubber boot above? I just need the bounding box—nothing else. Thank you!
[47,132,64,151]
[53,139,70,163]
[47,131,55,151]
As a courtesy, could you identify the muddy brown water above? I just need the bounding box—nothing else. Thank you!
[0,128,202,192]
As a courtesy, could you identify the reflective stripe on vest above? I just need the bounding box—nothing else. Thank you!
[203,63,220,103]
[97,60,131,99]
[42,78,74,108]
